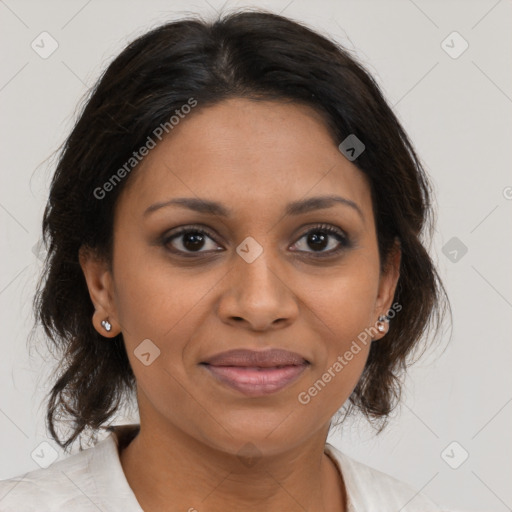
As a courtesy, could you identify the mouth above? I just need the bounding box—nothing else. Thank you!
[200,348,310,397]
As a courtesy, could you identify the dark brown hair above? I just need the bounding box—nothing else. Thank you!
[32,9,448,451]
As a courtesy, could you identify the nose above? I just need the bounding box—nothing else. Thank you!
[216,246,299,332]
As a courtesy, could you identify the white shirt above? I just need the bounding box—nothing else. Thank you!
[0,424,445,511]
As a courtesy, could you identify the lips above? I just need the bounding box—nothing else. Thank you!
[200,349,310,396]
[202,348,309,367]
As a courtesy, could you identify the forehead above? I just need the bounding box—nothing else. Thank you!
[117,98,373,222]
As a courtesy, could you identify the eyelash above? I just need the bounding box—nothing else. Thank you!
[161,223,351,258]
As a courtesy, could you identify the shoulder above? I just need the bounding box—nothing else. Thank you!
[0,443,98,511]
[0,425,142,512]
[325,443,444,512]
[0,427,140,512]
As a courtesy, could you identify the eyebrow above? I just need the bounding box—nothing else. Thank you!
[143,195,364,220]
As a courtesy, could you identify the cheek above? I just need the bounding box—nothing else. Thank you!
[112,226,199,327]
[110,242,219,367]
[296,258,379,411]
[305,256,380,342]
[111,255,216,414]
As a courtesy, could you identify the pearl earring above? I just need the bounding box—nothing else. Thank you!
[376,315,388,333]
[101,319,112,332]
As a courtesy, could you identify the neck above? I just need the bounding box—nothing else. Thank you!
[118,421,346,512]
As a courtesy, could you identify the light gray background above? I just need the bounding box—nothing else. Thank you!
[1,1,511,511]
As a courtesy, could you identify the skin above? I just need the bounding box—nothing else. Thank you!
[79,98,400,512]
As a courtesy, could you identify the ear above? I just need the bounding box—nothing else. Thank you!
[373,239,401,340]
[79,245,120,337]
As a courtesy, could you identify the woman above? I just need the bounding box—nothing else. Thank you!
[0,10,448,511]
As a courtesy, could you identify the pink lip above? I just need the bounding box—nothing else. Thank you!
[202,348,309,367]
[202,364,309,396]
[201,348,310,396]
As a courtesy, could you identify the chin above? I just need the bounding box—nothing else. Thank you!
[196,416,308,457]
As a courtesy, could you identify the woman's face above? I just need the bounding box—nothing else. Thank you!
[81,98,399,456]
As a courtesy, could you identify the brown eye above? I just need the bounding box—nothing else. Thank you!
[163,227,222,255]
[291,224,350,256]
